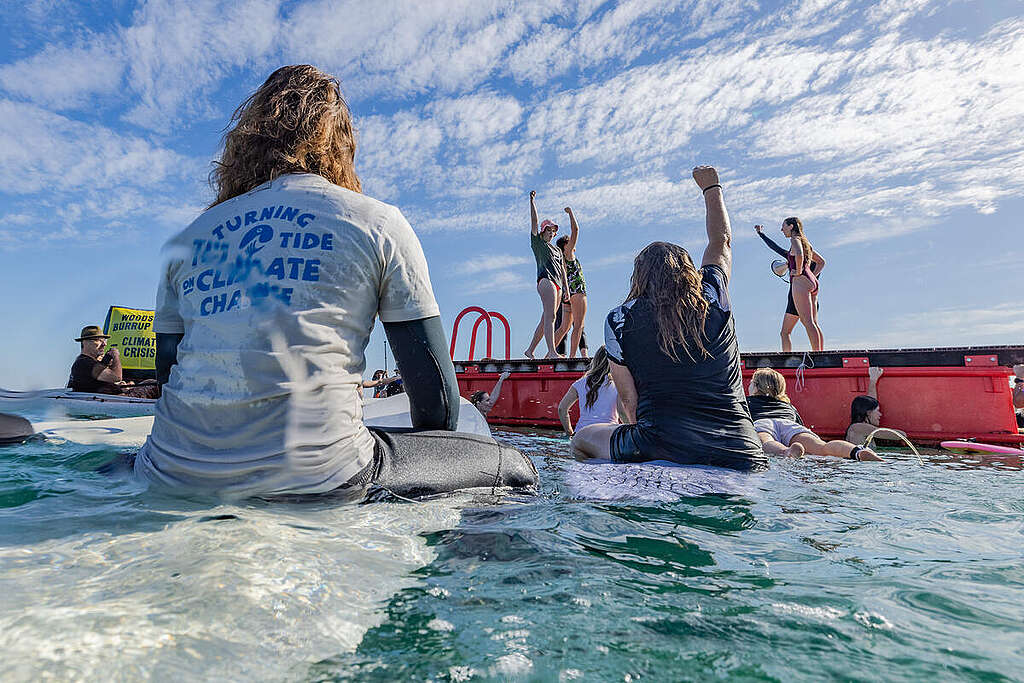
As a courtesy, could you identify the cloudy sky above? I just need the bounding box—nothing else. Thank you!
[1,0,1022,388]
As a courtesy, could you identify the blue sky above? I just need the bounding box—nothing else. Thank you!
[1,0,1022,389]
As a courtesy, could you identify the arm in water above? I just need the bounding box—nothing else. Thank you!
[156,333,183,386]
[383,316,459,431]
[695,166,732,281]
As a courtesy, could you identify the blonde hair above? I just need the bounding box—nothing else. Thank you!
[751,367,790,402]
[210,64,361,206]
[627,242,710,361]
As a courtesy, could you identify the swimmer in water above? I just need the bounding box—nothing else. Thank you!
[138,64,536,498]
[470,370,511,416]
[748,368,881,460]
[571,166,767,471]
[558,346,621,438]
[553,206,588,358]
[755,219,825,351]
[524,191,570,359]
[845,366,908,446]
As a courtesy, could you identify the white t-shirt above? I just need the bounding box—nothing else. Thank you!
[571,375,619,431]
[135,174,440,496]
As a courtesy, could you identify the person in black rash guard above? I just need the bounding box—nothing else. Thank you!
[571,166,767,471]
[755,223,825,352]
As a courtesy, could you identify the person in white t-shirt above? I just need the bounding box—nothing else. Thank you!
[137,65,536,499]
[558,346,620,438]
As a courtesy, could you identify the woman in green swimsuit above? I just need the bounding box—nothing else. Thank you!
[555,206,588,358]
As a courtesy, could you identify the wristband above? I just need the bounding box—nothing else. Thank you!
[702,184,722,194]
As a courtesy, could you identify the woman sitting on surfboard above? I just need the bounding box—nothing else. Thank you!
[137,64,536,498]
[558,346,620,438]
[846,366,908,446]
[748,368,880,460]
[757,224,827,352]
[571,166,767,471]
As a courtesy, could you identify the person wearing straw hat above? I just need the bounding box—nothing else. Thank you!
[68,325,159,398]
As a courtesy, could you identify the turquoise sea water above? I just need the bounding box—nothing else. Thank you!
[1,404,1022,681]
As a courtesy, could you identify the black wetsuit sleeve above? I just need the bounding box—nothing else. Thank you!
[758,231,789,257]
[382,316,459,431]
[155,333,183,386]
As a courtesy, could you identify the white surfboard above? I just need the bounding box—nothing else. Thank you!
[31,394,490,447]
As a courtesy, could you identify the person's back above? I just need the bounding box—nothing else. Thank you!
[606,264,765,469]
[746,393,802,424]
[140,174,438,495]
[570,374,618,431]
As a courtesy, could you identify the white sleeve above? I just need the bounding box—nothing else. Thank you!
[153,260,185,334]
[377,206,441,323]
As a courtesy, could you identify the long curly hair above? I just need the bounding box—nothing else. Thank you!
[210,64,361,207]
[783,217,814,265]
[583,346,611,410]
[627,241,710,361]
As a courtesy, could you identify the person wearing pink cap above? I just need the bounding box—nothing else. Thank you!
[524,191,570,359]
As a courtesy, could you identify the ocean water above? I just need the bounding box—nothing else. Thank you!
[1,406,1022,681]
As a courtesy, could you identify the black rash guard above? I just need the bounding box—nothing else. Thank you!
[747,394,803,424]
[604,264,767,471]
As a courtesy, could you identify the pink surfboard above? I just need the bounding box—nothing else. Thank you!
[941,440,1024,456]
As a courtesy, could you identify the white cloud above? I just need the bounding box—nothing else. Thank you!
[456,254,532,275]
[465,270,534,294]
[0,100,196,194]
[0,42,124,108]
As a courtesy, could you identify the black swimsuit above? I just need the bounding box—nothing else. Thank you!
[758,232,818,316]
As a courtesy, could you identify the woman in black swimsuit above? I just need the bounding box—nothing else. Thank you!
[755,220,825,352]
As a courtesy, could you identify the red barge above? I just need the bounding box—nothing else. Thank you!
[449,308,1024,446]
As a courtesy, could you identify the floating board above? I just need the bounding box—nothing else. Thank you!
[29,394,490,448]
[0,387,157,417]
[940,440,1024,456]
[562,461,755,501]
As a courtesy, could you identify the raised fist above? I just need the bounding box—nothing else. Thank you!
[529,190,536,200]
[692,165,720,191]
[754,224,763,233]
[868,366,883,381]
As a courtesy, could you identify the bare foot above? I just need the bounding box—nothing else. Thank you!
[786,442,805,458]
[523,349,535,359]
[545,351,565,359]
[855,447,882,461]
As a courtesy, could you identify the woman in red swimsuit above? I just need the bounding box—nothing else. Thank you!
[781,216,823,351]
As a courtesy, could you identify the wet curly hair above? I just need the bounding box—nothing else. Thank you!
[627,241,710,362]
[210,64,361,206]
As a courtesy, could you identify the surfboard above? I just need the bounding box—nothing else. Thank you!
[561,461,755,501]
[940,440,1024,456]
[30,394,491,447]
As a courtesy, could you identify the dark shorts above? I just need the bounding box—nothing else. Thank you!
[609,423,764,472]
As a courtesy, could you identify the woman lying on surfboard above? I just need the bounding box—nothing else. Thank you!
[570,166,767,471]
[846,366,908,446]
[748,368,880,460]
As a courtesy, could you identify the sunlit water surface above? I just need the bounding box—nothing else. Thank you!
[1,401,1022,681]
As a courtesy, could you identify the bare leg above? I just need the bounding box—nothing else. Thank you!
[571,423,618,461]
[809,290,823,349]
[791,276,822,352]
[525,279,560,358]
[553,301,572,352]
[791,432,879,460]
[569,292,587,357]
[757,431,804,457]
[780,313,799,353]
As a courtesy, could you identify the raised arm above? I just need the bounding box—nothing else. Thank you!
[755,225,789,257]
[530,190,539,236]
[489,370,511,405]
[867,366,882,399]
[557,384,579,435]
[694,166,732,280]
[564,207,579,259]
